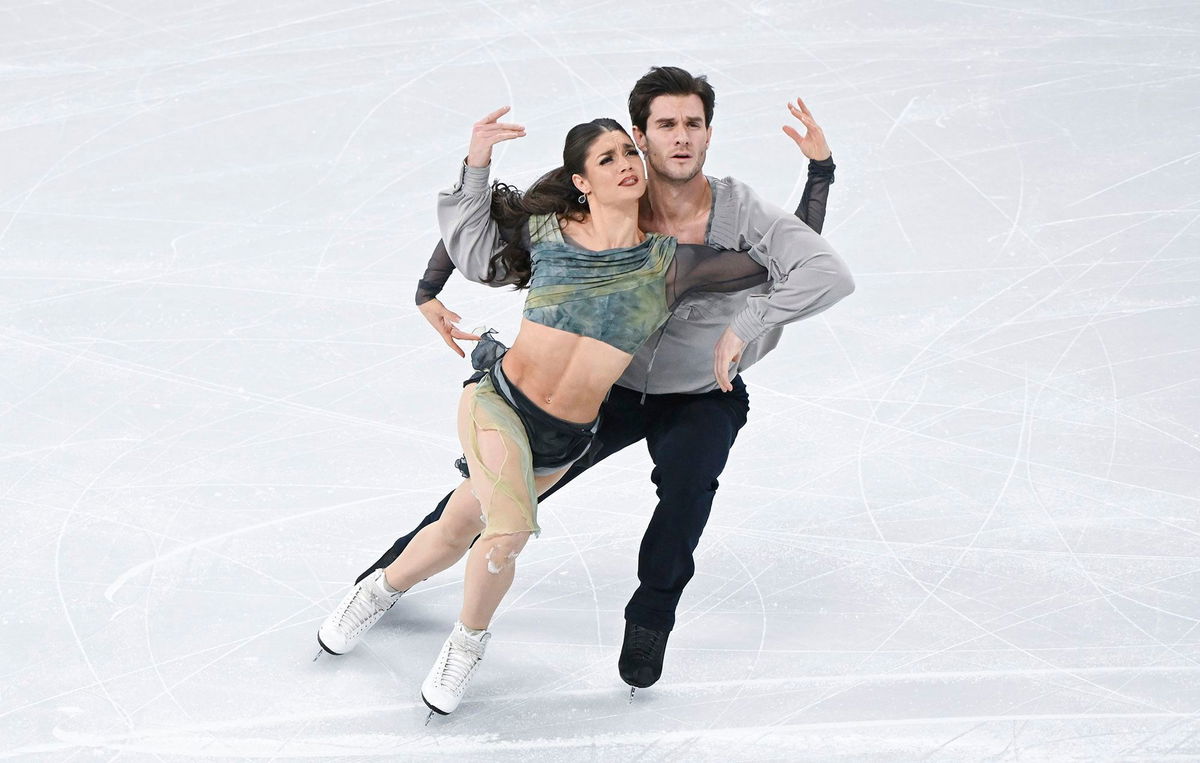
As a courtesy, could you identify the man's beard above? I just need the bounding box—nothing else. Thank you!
[646,145,706,184]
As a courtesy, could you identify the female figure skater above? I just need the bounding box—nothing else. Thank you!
[319,109,798,717]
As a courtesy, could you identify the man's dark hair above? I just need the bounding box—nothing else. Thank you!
[627,66,716,132]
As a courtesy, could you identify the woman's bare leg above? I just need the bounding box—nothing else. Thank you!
[458,467,567,630]
[381,386,490,592]
[382,478,484,592]
[379,381,573,628]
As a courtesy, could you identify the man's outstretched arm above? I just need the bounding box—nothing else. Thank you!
[711,97,853,390]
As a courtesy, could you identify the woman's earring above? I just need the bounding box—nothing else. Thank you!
[578,193,587,205]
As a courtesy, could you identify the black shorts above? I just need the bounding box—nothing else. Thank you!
[459,357,600,477]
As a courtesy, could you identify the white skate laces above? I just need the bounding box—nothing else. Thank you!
[421,621,491,716]
[316,569,402,655]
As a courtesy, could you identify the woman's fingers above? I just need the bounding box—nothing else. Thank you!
[473,123,526,144]
[449,327,483,341]
[476,122,525,134]
[467,116,525,166]
[477,105,511,124]
[441,334,466,357]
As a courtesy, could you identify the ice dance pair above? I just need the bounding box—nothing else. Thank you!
[315,66,854,719]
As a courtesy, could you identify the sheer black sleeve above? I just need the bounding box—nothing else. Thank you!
[665,244,769,309]
[796,156,835,234]
[415,239,455,306]
[414,220,531,306]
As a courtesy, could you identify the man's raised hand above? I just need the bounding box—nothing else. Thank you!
[781,97,830,161]
[466,106,526,168]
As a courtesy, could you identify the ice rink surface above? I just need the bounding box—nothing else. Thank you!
[2,0,1198,759]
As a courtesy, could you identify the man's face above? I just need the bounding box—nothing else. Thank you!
[632,94,712,184]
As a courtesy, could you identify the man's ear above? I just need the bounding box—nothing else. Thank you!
[632,125,648,153]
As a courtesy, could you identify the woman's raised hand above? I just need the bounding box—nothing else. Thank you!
[466,106,526,168]
[781,98,830,161]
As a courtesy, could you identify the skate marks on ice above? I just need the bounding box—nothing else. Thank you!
[5,680,1199,760]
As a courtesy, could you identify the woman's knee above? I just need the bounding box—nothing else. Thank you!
[437,492,486,547]
[479,531,531,574]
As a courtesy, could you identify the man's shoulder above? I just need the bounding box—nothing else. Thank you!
[707,174,764,205]
[705,175,760,247]
[706,172,803,247]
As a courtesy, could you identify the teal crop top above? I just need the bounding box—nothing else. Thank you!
[522,214,677,354]
[520,214,769,355]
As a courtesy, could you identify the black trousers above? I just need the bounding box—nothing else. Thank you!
[357,375,750,631]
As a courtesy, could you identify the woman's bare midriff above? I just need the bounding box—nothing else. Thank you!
[500,318,633,423]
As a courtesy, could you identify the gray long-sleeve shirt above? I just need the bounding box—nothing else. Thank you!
[437,163,855,395]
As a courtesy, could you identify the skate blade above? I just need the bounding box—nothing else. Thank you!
[628,687,636,703]
[421,694,449,725]
[312,649,324,662]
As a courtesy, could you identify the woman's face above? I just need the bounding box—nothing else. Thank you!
[572,130,646,209]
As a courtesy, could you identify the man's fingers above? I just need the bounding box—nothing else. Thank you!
[788,100,813,120]
[788,103,820,129]
[794,99,824,134]
[477,105,511,125]
[789,102,819,127]
[714,354,731,392]
[782,125,804,145]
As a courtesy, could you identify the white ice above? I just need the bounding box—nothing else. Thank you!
[2,1,1198,760]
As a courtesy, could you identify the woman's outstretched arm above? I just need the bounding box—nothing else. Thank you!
[436,107,526,280]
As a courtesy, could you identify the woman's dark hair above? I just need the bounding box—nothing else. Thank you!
[627,66,715,133]
[483,118,630,288]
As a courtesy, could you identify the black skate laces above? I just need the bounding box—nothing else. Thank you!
[628,624,666,661]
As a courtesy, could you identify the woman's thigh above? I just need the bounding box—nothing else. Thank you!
[457,383,541,537]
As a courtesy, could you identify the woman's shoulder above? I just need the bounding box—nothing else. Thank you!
[647,231,678,253]
[527,213,564,245]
